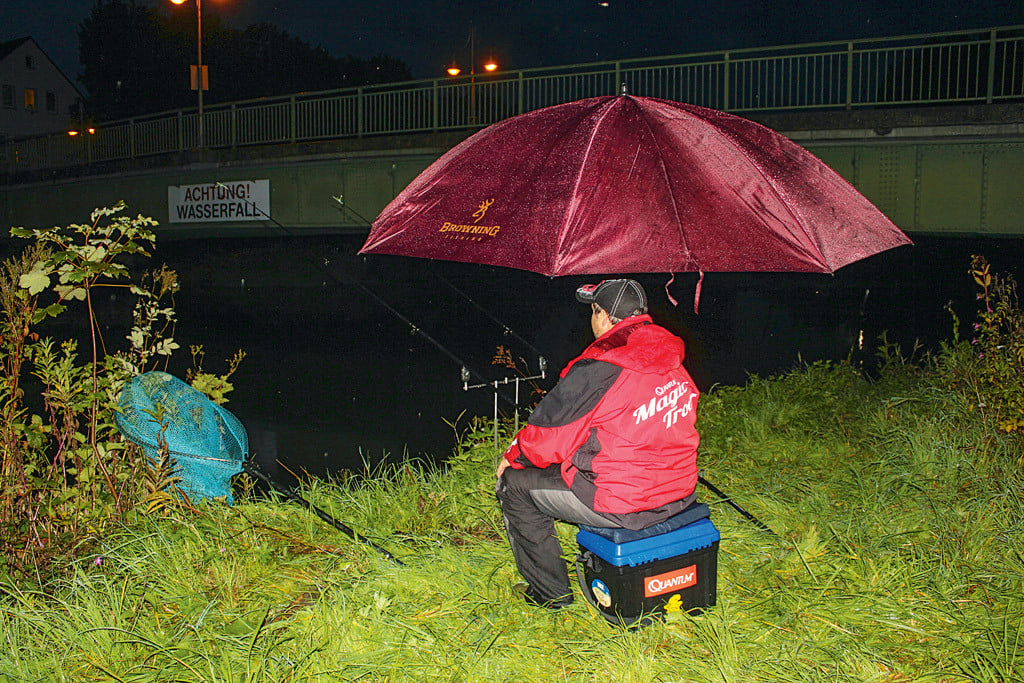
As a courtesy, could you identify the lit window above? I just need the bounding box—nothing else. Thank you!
[46,92,56,113]
[1,85,13,108]
[24,88,35,110]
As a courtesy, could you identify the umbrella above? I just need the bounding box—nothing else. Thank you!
[360,94,910,309]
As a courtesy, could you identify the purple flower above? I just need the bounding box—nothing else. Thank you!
[93,556,103,567]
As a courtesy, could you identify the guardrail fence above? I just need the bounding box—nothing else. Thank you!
[3,25,1022,175]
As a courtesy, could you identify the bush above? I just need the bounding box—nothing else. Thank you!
[941,255,1024,436]
[1,204,181,577]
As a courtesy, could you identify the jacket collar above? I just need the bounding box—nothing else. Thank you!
[561,315,653,377]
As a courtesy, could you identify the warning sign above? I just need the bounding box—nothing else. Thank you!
[168,180,270,223]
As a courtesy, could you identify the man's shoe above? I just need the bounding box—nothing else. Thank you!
[512,583,573,609]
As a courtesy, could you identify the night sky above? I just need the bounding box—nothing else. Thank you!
[6,0,1023,86]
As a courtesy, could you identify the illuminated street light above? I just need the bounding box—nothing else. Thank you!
[443,27,500,78]
[444,28,499,124]
[66,125,96,164]
[170,0,207,147]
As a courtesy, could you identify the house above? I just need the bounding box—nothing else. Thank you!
[0,37,83,141]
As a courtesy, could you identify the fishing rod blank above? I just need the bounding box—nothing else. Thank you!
[698,475,780,538]
[220,184,520,408]
[244,458,403,564]
[336,194,550,365]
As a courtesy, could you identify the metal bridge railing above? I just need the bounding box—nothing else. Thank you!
[3,25,1022,176]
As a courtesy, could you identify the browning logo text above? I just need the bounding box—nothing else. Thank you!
[439,198,501,241]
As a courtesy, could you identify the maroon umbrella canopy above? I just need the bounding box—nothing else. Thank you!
[361,95,910,278]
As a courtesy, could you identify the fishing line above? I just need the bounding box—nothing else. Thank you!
[217,184,517,407]
[337,195,549,364]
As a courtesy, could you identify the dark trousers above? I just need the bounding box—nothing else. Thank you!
[495,465,618,604]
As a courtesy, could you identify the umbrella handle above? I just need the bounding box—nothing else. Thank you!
[242,459,403,564]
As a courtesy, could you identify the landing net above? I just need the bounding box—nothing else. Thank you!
[114,371,248,503]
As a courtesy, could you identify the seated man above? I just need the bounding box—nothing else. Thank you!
[496,279,700,608]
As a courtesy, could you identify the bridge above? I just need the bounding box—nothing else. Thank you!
[2,25,1023,238]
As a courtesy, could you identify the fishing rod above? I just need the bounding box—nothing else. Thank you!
[216,183,519,408]
[243,458,402,564]
[334,195,555,438]
[432,266,549,361]
[337,195,550,363]
[698,475,780,538]
[250,188,777,536]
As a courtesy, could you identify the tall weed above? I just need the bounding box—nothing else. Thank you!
[1,204,200,578]
[932,256,1024,472]
[963,255,1024,434]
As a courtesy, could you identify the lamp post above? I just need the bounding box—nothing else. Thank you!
[171,0,205,147]
[445,27,498,124]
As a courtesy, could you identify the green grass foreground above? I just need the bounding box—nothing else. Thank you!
[1,359,1022,682]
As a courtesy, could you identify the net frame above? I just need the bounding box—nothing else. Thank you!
[114,371,248,503]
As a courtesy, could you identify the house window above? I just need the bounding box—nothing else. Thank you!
[2,85,13,108]
[24,88,36,110]
[25,55,34,69]
[46,91,56,113]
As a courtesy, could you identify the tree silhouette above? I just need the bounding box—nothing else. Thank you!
[77,0,412,121]
[78,1,184,120]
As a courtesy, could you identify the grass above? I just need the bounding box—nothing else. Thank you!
[1,357,1023,682]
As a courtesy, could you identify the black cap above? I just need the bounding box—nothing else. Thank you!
[575,279,648,319]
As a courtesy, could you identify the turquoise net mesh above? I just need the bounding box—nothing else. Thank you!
[114,371,248,503]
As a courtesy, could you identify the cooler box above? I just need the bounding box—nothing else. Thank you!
[576,514,720,627]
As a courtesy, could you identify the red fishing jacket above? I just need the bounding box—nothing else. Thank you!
[503,315,700,527]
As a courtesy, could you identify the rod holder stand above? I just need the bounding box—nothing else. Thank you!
[461,357,547,445]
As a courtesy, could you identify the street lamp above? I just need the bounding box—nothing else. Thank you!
[170,0,206,147]
[444,28,499,124]
[67,126,96,164]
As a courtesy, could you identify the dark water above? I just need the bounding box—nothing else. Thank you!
[36,233,1024,480]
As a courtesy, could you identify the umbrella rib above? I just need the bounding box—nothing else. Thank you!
[633,100,697,273]
[555,99,619,274]
[678,110,825,268]
[726,139,825,266]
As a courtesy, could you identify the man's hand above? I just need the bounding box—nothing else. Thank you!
[496,457,511,479]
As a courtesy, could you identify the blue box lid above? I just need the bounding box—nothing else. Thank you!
[577,518,720,567]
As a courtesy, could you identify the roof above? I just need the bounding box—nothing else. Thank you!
[0,37,32,62]
[0,36,82,98]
